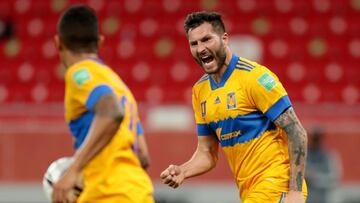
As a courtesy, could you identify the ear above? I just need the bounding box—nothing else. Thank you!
[54,35,62,51]
[222,32,229,45]
[98,35,105,49]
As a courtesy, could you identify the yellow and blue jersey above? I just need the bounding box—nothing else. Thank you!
[192,54,306,201]
[64,58,153,203]
[131,120,144,153]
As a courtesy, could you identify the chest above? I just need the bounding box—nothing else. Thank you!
[199,82,255,123]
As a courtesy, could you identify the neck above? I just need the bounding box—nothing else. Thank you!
[211,47,232,84]
[64,51,98,68]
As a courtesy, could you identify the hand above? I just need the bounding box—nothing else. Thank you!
[283,191,305,203]
[160,165,185,189]
[52,167,79,203]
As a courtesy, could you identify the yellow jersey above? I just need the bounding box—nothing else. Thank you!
[64,58,154,203]
[192,54,306,201]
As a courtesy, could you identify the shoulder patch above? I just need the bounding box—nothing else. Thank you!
[257,73,277,91]
[195,74,209,85]
[72,68,91,86]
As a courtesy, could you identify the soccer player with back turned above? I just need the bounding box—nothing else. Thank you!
[51,5,154,203]
[160,11,308,203]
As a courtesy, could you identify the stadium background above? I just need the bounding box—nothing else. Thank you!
[0,0,359,202]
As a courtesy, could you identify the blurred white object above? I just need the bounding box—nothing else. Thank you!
[42,157,81,202]
[229,35,263,62]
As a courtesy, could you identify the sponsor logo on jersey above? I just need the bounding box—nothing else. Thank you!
[221,130,241,141]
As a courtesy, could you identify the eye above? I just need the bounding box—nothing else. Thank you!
[190,41,198,47]
[202,36,211,42]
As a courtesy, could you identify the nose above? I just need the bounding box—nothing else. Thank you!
[197,42,206,54]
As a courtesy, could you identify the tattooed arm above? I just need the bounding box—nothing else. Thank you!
[274,107,307,201]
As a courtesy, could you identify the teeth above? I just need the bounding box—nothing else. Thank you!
[201,56,210,62]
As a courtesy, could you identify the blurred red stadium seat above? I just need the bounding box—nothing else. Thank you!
[0,0,358,105]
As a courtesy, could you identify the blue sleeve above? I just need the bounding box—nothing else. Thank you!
[85,85,114,111]
[264,95,292,121]
[197,124,215,136]
[136,121,144,136]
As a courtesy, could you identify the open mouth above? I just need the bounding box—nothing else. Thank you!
[201,55,214,65]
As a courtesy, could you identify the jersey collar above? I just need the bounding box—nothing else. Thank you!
[87,56,105,65]
[209,54,239,90]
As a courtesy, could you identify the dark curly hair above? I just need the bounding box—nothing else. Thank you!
[184,11,225,35]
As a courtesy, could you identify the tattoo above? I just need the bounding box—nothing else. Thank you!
[275,107,307,191]
[295,147,305,165]
[94,94,124,122]
[296,172,303,190]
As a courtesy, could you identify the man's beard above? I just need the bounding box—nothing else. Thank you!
[196,44,227,75]
[213,46,227,74]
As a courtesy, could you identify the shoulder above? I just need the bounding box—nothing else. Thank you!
[65,60,105,87]
[194,74,210,88]
[192,74,210,97]
[235,57,258,72]
[66,60,97,76]
[236,57,277,79]
[195,74,210,85]
[66,67,91,86]
[234,58,282,92]
[234,58,259,84]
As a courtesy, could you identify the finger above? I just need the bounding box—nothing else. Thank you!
[53,189,66,203]
[169,165,182,176]
[52,190,61,203]
[168,181,176,187]
[168,165,177,175]
[64,195,70,203]
[171,176,181,188]
[160,169,170,179]
[52,189,59,202]
[163,175,175,184]
[66,195,73,203]
[169,179,180,189]
[57,190,66,203]
[63,191,69,203]
[172,182,179,189]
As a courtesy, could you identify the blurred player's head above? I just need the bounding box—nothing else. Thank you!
[184,11,229,75]
[55,5,103,67]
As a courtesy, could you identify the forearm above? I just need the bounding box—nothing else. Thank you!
[70,93,123,173]
[137,136,150,169]
[71,117,121,172]
[287,126,307,191]
[180,147,218,179]
[275,107,308,192]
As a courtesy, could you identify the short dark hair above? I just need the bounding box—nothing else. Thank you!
[58,5,99,53]
[184,11,225,35]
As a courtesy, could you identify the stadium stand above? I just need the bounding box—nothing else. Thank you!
[0,0,359,202]
[0,0,358,105]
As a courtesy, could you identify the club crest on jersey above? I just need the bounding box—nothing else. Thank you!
[227,92,236,109]
[201,101,206,117]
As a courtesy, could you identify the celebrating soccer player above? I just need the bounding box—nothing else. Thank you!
[160,11,308,203]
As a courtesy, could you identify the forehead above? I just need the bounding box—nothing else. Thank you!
[187,22,217,41]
